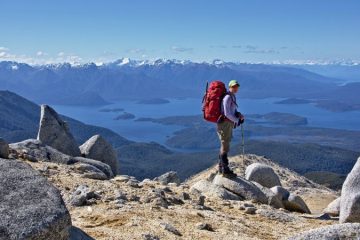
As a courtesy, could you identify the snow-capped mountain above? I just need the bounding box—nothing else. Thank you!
[0,58,358,106]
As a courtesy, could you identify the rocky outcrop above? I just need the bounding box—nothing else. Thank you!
[323,197,340,217]
[213,175,268,204]
[9,139,113,179]
[245,163,281,188]
[37,104,81,156]
[190,179,241,201]
[288,223,360,240]
[0,158,71,240]
[153,171,181,185]
[340,157,360,223]
[0,138,9,158]
[283,193,311,214]
[10,139,74,164]
[80,134,119,175]
[191,159,312,214]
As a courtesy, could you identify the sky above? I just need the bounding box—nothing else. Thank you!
[0,0,359,65]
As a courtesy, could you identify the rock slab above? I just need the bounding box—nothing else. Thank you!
[0,158,71,240]
[37,104,81,156]
[80,134,119,175]
[245,163,281,188]
[191,179,241,201]
[340,157,360,223]
[213,174,268,204]
[9,139,113,179]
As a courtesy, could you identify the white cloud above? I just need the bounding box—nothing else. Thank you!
[171,46,193,53]
[243,45,279,54]
[58,52,65,57]
[0,47,9,51]
[36,51,48,57]
[127,48,146,54]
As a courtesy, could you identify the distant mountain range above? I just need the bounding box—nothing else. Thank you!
[287,64,360,83]
[0,59,350,105]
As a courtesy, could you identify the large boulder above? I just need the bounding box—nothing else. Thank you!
[190,179,241,201]
[288,223,360,240]
[270,186,290,201]
[80,134,119,175]
[252,182,284,209]
[0,138,9,158]
[0,158,72,240]
[153,171,181,185]
[323,197,340,217]
[283,193,311,214]
[245,163,281,188]
[340,157,360,223]
[213,175,268,204]
[37,104,81,156]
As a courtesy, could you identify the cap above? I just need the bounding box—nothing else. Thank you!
[229,80,240,88]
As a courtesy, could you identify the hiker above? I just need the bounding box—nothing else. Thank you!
[217,80,244,177]
[202,79,245,178]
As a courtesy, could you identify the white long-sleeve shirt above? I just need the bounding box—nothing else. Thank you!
[222,92,238,124]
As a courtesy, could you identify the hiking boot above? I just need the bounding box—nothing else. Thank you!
[222,168,237,178]
[222,172,237,178]
[218,154,224,174]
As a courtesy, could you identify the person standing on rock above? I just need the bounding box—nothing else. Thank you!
[217,80,244,177]
[202,79,244,178]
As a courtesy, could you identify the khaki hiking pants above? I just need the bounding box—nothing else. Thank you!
[217,121,234,154]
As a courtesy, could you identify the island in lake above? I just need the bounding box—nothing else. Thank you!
[99,107,124,113]
[137,98,170,105]
[113,112,135,120]
[247,112,308,126]
[275,98,312,105]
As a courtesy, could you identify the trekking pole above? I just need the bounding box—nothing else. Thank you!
[241,123,245,161]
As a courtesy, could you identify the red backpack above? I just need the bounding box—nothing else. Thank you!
[202,81,227,123]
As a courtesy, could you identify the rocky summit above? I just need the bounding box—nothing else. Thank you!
[1,152,341,240]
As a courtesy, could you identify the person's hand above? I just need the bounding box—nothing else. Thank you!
[237,114,245,126]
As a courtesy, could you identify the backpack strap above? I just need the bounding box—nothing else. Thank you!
[225,92,238,107]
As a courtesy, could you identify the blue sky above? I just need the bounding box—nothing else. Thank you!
[0,0,359,64]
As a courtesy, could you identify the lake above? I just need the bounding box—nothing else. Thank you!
[53,97,360,145]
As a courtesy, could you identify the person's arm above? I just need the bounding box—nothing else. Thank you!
[223,95,238,123]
